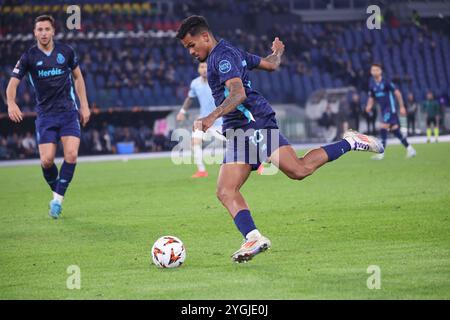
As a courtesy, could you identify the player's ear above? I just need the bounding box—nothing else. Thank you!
[201,31,210,43]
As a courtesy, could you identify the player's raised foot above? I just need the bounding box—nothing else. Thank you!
[231,234,271,263]
[191,170,208,178]
[406,145,417,158]
[48,199,62,219]
[371,153,385,160]
[343,129,384,154]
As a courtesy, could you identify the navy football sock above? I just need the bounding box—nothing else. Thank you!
[380,129,388,149]
[55,161,77,197]
[234,209,257,239]
[392,128,409,147]
[322,140,351,162]
[42,163,58,192]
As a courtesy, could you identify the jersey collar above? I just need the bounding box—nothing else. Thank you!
[37,41,55,57]
[373,76,383,86]
[209,39,224,57]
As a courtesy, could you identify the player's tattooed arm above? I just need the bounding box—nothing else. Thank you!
[258,37,285,72]
[193,78,246,132]
[212,78,246,118]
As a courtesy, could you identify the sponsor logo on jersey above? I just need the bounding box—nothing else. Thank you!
[38,68,65,77]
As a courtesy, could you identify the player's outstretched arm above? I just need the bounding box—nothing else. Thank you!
[194,78,246,132]
[394,89,406,115]
[176,96,193,121]
[72,66,90,126]
[258,37,285,72]
[6,77,23,123]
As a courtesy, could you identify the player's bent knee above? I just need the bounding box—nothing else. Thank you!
[64,150,78,163]
[288,171,307,181]
[216,187,234,204]
[40,158,54,169]
[216,188,227,203]
[286,166,314,181]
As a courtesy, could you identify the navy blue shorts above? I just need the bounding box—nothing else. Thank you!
[223,116,290,171]
[35,111,81,145]
[382,112,400,127]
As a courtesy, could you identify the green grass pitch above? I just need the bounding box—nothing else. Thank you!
[0,143,449,299]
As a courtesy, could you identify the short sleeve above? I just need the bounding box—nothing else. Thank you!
[188,80,197,98]
[68,45,79,70]
[10,53,29,80]
[368,88,375,98]
[245,52,261,70]
[216,51,242,85]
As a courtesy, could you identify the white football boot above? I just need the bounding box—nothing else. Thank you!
[343,130,384,154]
[231,234,271,263]
[406,145,417,158]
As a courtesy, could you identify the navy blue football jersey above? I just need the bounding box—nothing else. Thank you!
[368,77,398,115]
[11,41,79,115]
[206,39,275,131]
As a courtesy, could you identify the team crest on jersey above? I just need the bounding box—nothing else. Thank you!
[36,61,43,66]
[57,53,65,64]
[219,60,231,73]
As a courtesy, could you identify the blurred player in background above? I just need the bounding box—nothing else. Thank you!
[365,63,416,160]
[405,93,419,136]
[6,15,90,218]
[422,90,440,143]
[349,92,362,132]
[176,62,223,178]
[177,15,384,263]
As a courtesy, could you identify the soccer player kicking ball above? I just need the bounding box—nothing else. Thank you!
[6,15,90,219]
[176,62,223,178]
[176,16,383,263]
[365,63,416,160]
